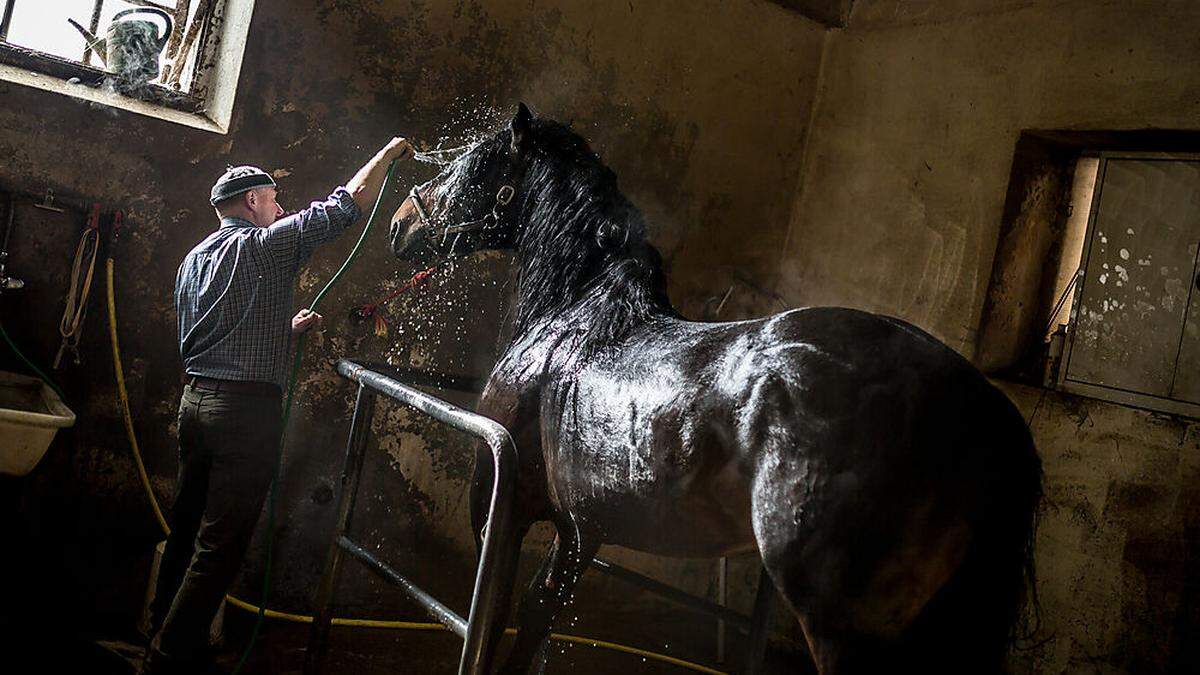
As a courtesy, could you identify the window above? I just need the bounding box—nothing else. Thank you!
[978,132,1200,419]
[2,0,201,90]
[1056,153,1200,418]
[0,0,257,133]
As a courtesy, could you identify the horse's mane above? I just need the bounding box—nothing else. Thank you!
[511,119,679,352]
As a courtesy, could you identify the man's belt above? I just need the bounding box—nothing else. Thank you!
[187,375,280,397]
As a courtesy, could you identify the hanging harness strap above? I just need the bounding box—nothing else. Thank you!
[54,203,102,368]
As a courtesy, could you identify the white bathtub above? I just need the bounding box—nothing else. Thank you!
[0,371,75,476]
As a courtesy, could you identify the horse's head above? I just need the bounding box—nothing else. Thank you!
[390,103,535,264]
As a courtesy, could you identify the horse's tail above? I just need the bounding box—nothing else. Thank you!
[908,391,1044,672]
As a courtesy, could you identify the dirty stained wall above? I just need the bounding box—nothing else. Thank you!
[1000,382,1200,674]
[779,0,1200,671]
[4,0,1200,671]
[0,0,826,667]
[779,0,1200,356]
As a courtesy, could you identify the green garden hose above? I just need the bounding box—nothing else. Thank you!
[0,319,66,401]
[234,159,401,673]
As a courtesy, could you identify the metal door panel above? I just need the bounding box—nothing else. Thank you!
[1169,166,1200,402]
[1066,159,1200,397]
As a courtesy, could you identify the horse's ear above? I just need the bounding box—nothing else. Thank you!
[511,102,533,153]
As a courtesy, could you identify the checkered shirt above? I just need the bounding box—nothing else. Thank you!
[176,187,362,387]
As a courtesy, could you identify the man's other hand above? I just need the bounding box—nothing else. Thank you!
[292,309,324,335]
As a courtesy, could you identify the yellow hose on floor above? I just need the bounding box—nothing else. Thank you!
[105,258,726,675]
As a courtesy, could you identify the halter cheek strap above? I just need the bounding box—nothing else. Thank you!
[442,184,515,237]
[407,182,518,247]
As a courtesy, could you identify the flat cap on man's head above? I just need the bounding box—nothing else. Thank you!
[210,165,276,206]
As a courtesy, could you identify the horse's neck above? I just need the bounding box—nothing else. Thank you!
[484,255,675,453]
[495,312,587,380]
[511,244,674,352]
[482,317,577,432]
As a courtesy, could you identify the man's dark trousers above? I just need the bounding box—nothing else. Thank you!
[146,382,281,671]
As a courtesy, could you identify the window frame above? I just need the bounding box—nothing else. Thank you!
[0,0,255,134]
[1056,150,1200,419]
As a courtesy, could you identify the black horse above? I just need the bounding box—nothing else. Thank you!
[389,104,1042,674]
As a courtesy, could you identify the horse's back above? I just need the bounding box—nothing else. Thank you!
[550,306,1027,553]
[737,305,1024,454]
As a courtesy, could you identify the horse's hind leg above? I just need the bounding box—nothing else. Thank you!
[753,528,886,674]
[751,459,974,674]
[499,524,598,675]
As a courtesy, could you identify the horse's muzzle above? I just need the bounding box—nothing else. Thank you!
[390,211,437,264]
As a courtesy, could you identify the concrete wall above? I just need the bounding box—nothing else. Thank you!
[778,0,1200,355]
[5,0,1200,671]
[999,382,1200,674]
[776,0,1200,671]
[0,0,825,667]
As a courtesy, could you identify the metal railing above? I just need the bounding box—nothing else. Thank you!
[303,359,519,675]
[304,359,779,674]
[587,558,778,674]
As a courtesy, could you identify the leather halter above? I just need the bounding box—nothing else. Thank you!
[406,183,516,248]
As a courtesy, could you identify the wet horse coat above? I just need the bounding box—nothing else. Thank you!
[390,104,1042,674]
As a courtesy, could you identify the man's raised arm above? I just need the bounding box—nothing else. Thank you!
[258,137,416,267]
[348,137,415,212]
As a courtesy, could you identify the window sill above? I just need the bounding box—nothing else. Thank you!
[0,60,225,133]
[1057,378,1200,421]
[989,374,1200,422]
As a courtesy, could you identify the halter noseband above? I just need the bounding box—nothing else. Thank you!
[407,183,517,247]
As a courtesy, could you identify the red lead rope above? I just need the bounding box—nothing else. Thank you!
[355,266,437,336]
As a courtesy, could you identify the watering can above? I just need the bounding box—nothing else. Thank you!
[67,7,173,85]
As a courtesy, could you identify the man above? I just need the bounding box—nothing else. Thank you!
[144,136,414,673]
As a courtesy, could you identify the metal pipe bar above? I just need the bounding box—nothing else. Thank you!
[157,0,190,83]
[338,360,502,439]
[717,556,728,663]
[0,0,17,41]
[589,558,753,630]
[309,360,764,673]
[165,0,214,88]
[743,567,777,675]
[338,536,468,638]
[304,385,376,675]
[332,359,519,675]
[350,360,485,394]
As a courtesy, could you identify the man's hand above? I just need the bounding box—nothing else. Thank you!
[384,137,415,162]
[292,309,324,335]
[346,136,416,211]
